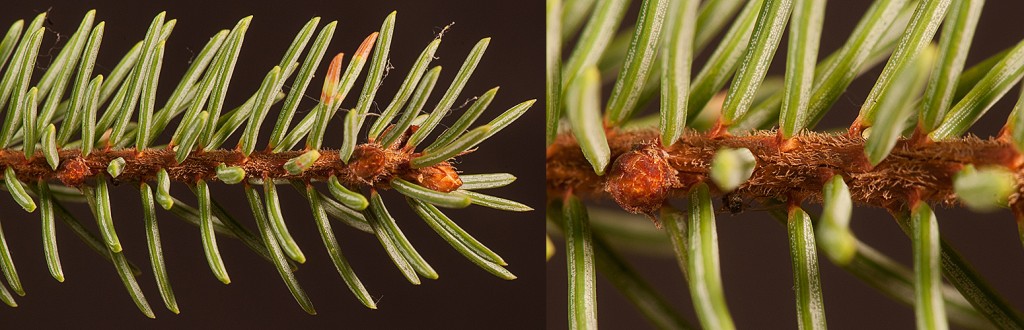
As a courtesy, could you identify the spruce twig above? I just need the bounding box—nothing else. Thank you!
[0,10,533,317]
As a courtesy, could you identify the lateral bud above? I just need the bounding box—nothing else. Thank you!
[283,150,322,175]
[709,147,756,193]
[107,157,126,178]
[216,164,246,184]
[604,143,678,216]
[953,164,1015,212]
[402,162,462,193]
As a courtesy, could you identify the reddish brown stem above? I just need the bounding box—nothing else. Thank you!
[547,129,1024,214]
[0,143,462,192]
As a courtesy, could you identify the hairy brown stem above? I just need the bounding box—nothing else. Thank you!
[0,143,462,192]
[546,129,1024,214]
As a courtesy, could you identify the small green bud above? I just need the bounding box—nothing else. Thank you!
[953,164,1015,212]
[216,164,246,184]
[107,157,126,178]
[709,147,756,192]
[284,150,321,175]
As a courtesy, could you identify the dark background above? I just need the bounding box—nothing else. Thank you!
[0,0,545,328]
[548,1,1024,329]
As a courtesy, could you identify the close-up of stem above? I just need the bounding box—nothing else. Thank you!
[548,129,1019,212]
[547,0,1024,328]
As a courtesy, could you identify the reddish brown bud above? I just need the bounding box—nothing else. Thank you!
[404,162,462,192]
[58,157,92,187]
[604,144,678,215]
[349,145,390,180]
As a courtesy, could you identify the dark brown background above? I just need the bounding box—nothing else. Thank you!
[547,1,1024,329]
[0,0,544,328]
